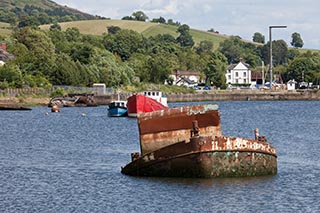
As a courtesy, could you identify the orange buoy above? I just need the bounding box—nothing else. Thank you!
[51,105,60,113]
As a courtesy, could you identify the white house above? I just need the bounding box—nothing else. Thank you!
[226,61,251,85]
[287,79,297,90]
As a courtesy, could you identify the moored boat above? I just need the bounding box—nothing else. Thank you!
[127,91,168,117]
[107,100,127,117]
[121,104,277,178]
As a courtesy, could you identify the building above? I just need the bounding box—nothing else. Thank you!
[169,70,204,87]
[287,80,297,90]
[226,61,251,86]
[0,43,14,66]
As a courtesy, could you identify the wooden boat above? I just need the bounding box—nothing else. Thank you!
[48,93,97,107]
[0,100,31,110]
[121,104,277,178]
[107,100,127,117]
[126,91,168,117]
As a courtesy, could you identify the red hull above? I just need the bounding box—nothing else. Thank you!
[127,94,167,117]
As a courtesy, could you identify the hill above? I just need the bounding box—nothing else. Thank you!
[41,19,233,49]
[0,0,102,23]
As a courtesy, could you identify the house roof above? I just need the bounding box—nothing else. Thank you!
[173,70,200,76]
[0,48,14,62]
[227,61,250,70]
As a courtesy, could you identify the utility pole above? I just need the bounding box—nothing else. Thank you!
[269,25,287,90]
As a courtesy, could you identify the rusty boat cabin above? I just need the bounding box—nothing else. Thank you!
[121,104,277,178]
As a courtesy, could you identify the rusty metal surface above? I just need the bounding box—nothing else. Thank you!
[138,104,222,154]
[121,135,277,178]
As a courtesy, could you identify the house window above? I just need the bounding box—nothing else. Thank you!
[244,79,246,83]
[243,72,246,77]
[236,79,239,83]
[235,72,238,77]
[228,75,231,80]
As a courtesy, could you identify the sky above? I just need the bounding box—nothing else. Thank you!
[54,0,320,50]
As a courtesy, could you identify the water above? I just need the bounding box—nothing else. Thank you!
[0,101,319,212]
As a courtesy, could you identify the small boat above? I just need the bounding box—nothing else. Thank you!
[126,91,168,117]
[48,94,97,107]
[121,104,277,178]
[107,100,127,117]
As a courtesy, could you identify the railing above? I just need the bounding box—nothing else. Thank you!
[0,86,114,97]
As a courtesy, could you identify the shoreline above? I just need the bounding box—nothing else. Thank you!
[1,90,319,107]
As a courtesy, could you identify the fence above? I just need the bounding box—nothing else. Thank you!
[0,86,114,97]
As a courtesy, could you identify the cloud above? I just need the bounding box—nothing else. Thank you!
[53,0,320,49]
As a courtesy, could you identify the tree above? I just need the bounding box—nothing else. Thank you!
[132,11,148,22]
[196,40,213,54]
[291,32,304,48]
[204,52,227,88]
[272,40,288,66]
[151,17,166,23]
[252,32,265,43]
[103,29,144,61]
[107,26,121,34]
[50,23,61,31]
[176,24,194,48]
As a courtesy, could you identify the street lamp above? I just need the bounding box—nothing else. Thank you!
[269,25,287,89]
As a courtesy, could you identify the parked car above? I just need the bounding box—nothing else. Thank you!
[204,86,211,90]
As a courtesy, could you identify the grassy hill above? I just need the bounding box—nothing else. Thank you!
[0,22,11,36]
[41,19,233,49]
[0,0,100,21]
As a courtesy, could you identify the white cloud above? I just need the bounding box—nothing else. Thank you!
[53,0,320,49]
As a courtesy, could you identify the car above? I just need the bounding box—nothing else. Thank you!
[204,85,211,90]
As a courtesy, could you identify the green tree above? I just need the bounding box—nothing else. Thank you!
[0,63,23,88]
[252,32,265,43]
[107,26,121,34]
[132,11,148,22]
[204,52,227,88]
[176,24,194,47]
[196,40,213,54]
[103,29,144,61]
[291,32,304,48]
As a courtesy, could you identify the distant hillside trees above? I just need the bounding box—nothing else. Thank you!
[150,17,166,24]
[253,32,265,44]
[176,24,194,47]
[0,3,100,27]
[291,32,304,48]
[122,11,148,22]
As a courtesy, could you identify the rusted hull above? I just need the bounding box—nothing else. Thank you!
[138,104,221,155]
[121,136,277,178]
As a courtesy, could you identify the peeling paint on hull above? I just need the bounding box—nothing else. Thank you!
[122,104,277,178]
[121,135,277,178]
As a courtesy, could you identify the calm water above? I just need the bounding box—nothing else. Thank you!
[0,101,319,212]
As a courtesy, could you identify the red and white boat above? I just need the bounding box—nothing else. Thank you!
[127,91,168,117]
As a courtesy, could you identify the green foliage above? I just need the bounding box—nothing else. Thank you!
[252,32,265,44]
[132,11,148,22]
[176,24,194,47]
[50,88,66,98]
[204,52,227,88]
[196,40,213,54]
[103,29,144,61]
[284,51,320,83]
[0,63,23,87]
[291,32,304,48]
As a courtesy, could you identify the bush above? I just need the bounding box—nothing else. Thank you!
[50,88,66,98]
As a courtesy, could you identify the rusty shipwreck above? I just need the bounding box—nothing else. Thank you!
[121,104,277,178]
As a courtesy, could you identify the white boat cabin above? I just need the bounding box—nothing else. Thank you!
[143,91,168,107]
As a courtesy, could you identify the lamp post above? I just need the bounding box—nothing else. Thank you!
[269,25,287,89]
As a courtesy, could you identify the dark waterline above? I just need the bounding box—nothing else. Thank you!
[0,101,319,212]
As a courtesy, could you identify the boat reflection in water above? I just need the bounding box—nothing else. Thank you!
[121,104,277,178]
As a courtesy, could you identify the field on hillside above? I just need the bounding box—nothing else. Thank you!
[41,19,229,47]
[0,22,11,36]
